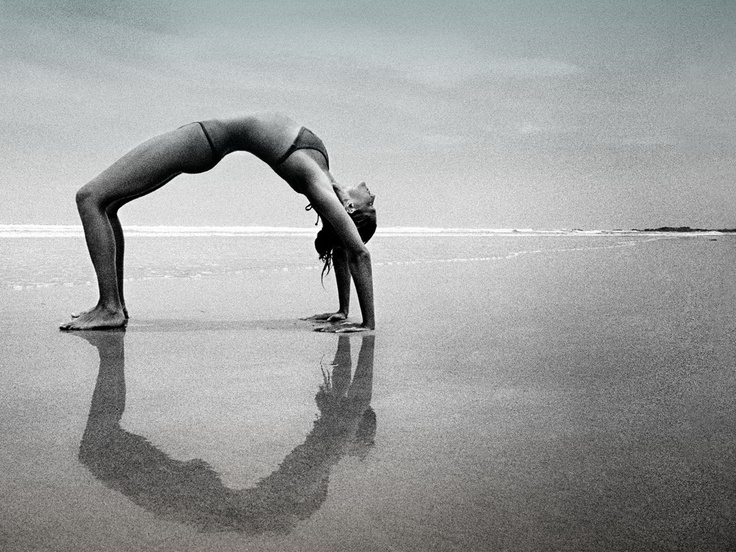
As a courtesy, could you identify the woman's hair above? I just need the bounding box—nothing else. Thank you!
[315,202,377,282]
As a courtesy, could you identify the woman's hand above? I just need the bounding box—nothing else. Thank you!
[302,311,347,323]
[313,322,372,333]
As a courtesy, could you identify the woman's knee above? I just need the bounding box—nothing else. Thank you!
[75,184,105,213]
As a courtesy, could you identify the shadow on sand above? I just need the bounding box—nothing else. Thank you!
[70,330,375,534]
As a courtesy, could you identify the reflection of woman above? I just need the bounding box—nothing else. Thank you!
[60,113,376,332]
[76,331,375,533]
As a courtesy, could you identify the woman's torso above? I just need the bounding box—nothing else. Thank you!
[200,113,304,166]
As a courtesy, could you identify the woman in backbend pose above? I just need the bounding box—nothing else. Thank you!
[60,113,376,332]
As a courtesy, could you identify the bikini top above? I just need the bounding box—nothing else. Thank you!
[272,127,330,169]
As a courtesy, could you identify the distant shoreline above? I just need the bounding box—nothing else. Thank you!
[632,226,736,233]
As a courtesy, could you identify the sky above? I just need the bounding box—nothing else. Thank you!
[1,0,734,229]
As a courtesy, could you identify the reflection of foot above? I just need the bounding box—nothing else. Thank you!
[60,307,127,331]
[66,327,126,350]
[72,307,129,319]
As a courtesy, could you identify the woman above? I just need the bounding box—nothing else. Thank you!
[60,113,376,332]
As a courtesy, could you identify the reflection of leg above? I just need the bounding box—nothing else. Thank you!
[75,329,233,529]
[79,331,127,443]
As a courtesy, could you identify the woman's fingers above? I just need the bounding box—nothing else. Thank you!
[313,322,370,333]
[301,312,346,322]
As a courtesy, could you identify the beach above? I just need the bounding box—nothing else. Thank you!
[1,230,735,551]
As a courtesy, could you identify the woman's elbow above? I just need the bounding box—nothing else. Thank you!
[347,245,371,263]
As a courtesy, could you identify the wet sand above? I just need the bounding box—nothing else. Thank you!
[1,236,735,551]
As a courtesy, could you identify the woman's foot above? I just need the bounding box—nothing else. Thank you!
[72,306,129,319]
[60,306,127,331]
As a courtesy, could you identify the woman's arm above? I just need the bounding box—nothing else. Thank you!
[302,178,375,331]
[333,246,351,316]
[343,243,374,330]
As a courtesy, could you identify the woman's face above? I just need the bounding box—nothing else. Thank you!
[346,182,375,211]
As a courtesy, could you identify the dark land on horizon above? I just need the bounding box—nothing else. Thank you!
[634,226,736,233]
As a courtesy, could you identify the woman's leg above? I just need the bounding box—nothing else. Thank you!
[108,203,129,318]
[70,200,144,320]
[61,125,214,330]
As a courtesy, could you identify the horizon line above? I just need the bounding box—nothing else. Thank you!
[0,224,730,238]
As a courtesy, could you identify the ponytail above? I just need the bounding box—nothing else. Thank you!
[315,222,340,282]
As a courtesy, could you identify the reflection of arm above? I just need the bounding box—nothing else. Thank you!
[348,335,374,406]
[255,336,375,515]
[330,334,352,395]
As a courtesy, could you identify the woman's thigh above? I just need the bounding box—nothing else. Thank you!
[83,125,213,207]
